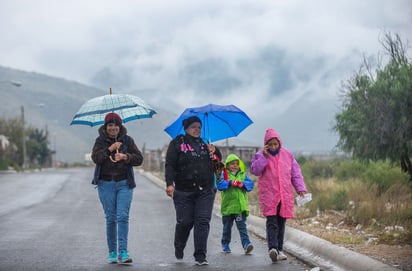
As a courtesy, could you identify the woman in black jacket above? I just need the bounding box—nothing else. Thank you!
[92,112,143,264]
[165,116,221,266]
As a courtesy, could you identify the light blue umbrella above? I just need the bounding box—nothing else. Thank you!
[70,89,156,126]
[164,104,253,143]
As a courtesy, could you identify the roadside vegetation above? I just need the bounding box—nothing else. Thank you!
[245,33,412,250]
[0,116,53,170]
[244,158,411,246]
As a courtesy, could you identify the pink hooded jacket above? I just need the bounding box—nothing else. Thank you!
[250,128,306,218]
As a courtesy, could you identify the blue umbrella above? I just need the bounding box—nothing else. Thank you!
[70,89,156,126]
[164,104,253,143]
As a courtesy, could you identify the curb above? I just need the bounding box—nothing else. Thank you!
[141,171,401,271]
[247,215,401,271]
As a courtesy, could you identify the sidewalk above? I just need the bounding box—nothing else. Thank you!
[142,171,401,271]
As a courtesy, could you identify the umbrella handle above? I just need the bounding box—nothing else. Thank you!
[109,149,119,163]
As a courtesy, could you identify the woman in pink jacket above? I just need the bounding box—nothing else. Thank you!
[250,128,307,263]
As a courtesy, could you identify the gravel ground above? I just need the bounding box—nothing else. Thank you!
[288,211,411,271]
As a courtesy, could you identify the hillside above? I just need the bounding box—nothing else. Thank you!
[0,66,175,163]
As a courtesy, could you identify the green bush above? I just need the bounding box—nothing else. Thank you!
[311,187,348,212]
[0,156,8,170]
[300,159,335,179]
[360,161,409,194]
[335,160,366,181]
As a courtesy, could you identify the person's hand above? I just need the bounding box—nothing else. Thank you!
[166,185,174,198]
[114,152,128,161]
[207,144,216,153]
[263,144,269,158]
[109,142,122,152]
[232,180,243,188]
[214,161,225,179]
[208,144,219,160]
[215,168,223,180]
[298,191,305,197]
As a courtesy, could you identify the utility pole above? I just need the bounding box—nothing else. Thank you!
[21,106,27,169]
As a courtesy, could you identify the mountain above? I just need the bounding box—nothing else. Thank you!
[0,66,176,163]
[1,65,339,164]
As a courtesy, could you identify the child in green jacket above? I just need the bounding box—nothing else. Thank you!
[216,153,254,254]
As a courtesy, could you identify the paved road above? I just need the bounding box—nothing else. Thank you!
[0,168,310,271]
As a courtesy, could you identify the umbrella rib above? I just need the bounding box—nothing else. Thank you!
[163,104,253,142]
[73,104,142,118]
[71,93,156,127]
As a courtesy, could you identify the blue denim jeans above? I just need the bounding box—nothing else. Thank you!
[173,188,215,262]
[221,212,250,247]
[98,179,133,253]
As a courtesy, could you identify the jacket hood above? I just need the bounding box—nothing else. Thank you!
[225,153,245,173]
[264,128,282,145]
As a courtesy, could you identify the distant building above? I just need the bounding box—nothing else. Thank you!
[214,144,260,168]
[142,144,260,173]
[142,143,346,174]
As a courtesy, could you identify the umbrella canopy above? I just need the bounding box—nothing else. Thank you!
[164,104,253,143]
[70,90,156,126]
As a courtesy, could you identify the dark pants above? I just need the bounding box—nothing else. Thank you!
[221,212,250,247]
[266,203,286,251]
[173,188,215,261]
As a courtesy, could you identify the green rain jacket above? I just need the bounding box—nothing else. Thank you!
[216,154,254,216]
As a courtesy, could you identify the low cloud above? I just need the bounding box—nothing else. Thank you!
[1,0,411,151]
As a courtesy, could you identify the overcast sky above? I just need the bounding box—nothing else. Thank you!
[1,0,411,152]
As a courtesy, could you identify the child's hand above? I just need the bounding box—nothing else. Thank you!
[232,180,244,188]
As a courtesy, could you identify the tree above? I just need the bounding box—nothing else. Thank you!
[26,127,52,167]
[0,117,53,169]
[334,33,412,180]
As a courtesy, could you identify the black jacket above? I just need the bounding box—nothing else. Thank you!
[91,125,143,188]
[165,134,221,191]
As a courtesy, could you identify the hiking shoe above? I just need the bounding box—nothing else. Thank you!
[277,250,288,261]
[269,248,278,263]
[118,250,133,264]
[195,259,209,266]
[222,243,231,253]
[244,243,254,255]
[107,251,118,264]
[175,248,184,260]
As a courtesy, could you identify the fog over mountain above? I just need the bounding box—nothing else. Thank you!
[1,1,411,163]
[0,66,174,163]
[1,65,338,163]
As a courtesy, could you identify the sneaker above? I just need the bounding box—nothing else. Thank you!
[244,243,254,255]
[277,250,288,261]
[195,259,209,266]
[175,248,184,260]
[107,251,118,264]
[222,243,231,253]
[118,250,133,264]
[269,248,278,263]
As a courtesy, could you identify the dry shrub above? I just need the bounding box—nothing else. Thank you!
[346,181,412,231]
